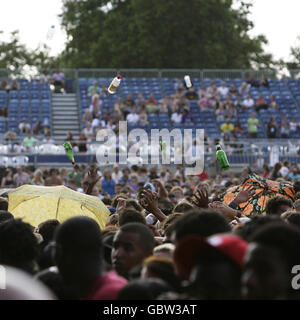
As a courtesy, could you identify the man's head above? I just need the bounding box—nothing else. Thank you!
[111,223,155,278]
[54,217,103,288]
[0,219,38,274]
[251,112,256,118]
[172,210,231,244]
[118,209,146,226]
[265,196,293,216]
[38,219,60,244]
[242,242,289,300]
[0,210,14,224]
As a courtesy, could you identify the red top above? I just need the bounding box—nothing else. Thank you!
[83,271,127,300]
[117,75,122,79]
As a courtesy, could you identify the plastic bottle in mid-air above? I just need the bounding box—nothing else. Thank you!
[107,75,122,94]
[184,75,192,89]
[46,25,55,41]
[63,142,75,165]
[216,143,229,171]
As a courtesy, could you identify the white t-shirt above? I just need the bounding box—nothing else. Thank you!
[243,98,255,108]
[84,127,93,136]
[217,86,229,97]
[171,113,182,123]
[279,166,289,178]
[290,122,297,131]
[126,113,139,123]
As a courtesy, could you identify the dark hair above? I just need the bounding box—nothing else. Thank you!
[38,219,60,243]
[119,209,146,226]
[174,210,231,242]
[120,223,155,253]
[173,201,193,213]
[293,181,300,194]
[265,196,293,215]
[250,223,300,299]
[117,278,171,300]
[102,198,112,206]
[284,212,300,229]
[234,215,283,241]
[126,199,143,212]
[0,219,39,273]
[158,199,174,216]
[55,216,103,257]
[0,210,14,224]
[0,197,8,211]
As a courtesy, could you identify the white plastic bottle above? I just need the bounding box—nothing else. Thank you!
[184,75,192,88]
[107,75,122,94]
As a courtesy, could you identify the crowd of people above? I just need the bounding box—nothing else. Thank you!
[1,160,300,300]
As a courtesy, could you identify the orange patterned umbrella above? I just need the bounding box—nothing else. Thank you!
[218,174,295,216]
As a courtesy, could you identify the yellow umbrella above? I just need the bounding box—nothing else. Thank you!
[8,185,110,229]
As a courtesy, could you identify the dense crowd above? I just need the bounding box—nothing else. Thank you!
[1,160,300,300]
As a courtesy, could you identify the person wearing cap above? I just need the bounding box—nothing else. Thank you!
[173,234,248,299]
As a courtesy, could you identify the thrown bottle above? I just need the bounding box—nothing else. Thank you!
[184,75,192,89]
[63,142,75,165]
[107,75,122,94]
[216,143,229,171]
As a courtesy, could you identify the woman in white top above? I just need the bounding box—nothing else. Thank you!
[83,121,94,141]
[171,106,183,124]
[89,94,102,118]
[32,169,45,186]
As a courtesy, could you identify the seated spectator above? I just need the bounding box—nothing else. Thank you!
[224,103,237,120]
[126,108,139,124]
[290,117,299,132]
[10,79,20,91]
[65,131,74,143]
[13,166,29,187]
[233,121,244,138]
[82,109,93,124]
[242,94,255,109]
[174,79,184,91]
[182,108,193,124]
[217,81,229,98]
[23,131,37,152]
[197,95,212,111]
[197,85,207,98]
[45,168,62,186]
[51,70,65,93]
[269,94,278,109]
[1,168,15,188]
[114,97,126,119]
[146,93,158,113]
[89,94,102,118]
[229,84,238,97]
[83,121,94,140]
[207,81,217,98]
[139,106,148,125]
[248,112,259,138]
[88,81,101,97]
[78,131,88,152]
[267,116,277,139]
[185,87,198,100]
[124,94,136,108]
[246,73,259,87]
[0,78,10,91]
[159,96,172,114]
[220,120,235,136]
[280,115,290,138]
[19,120,31,134]
[32,169,45,186]
[239,82,250,96]
[171,106,182,124]
[32,121,43,135]
[135,93,146,108]
[40,70,51,83]
[235,96,243,109]
[260,73,269,88]
[216,105,226,122]
[255,94,269,112]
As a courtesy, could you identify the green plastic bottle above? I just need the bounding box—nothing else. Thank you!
[63,142,75,165]
[216,143,229,171]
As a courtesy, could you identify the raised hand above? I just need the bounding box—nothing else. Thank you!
[192,184,209,209]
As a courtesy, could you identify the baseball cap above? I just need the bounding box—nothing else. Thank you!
[173,234,248,280]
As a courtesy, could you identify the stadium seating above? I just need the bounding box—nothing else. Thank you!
[78,76,300,139]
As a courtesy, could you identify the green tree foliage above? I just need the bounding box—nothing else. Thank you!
[60,0,274,69]
[286,36,300,69]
